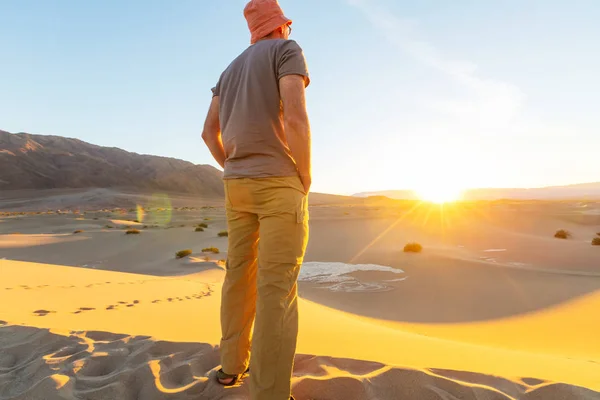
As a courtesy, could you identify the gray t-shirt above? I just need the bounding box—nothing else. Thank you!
[211,39,310,179]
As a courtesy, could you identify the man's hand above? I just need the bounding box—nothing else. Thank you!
[201,96,226,169]
[279,74,311,190]
[300,174,311,194]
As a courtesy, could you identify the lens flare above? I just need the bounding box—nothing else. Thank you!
[138,194,172,226]
[136,204,146,223]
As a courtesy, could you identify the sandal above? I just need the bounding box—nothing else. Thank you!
[216,367,249,386]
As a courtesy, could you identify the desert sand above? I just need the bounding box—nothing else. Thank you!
[1,189,599,399]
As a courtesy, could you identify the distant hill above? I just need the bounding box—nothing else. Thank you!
[354,190,419,200]
[355,182,600,201]
[464,183,600,200]
[0,130,224,197]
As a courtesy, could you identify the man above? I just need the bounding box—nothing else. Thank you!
[201,0,311,399]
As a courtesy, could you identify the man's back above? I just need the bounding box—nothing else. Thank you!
[201,3,311,398]
[212,39,310,179]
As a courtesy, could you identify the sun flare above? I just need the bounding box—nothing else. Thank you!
[415,186,463,204]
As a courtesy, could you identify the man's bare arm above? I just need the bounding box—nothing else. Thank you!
[201,96,226,169]
[279,74,311,192]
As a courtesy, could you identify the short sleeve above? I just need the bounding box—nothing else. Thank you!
[211,81,220,97]
[277,40,310,87]
[211,73,222,97]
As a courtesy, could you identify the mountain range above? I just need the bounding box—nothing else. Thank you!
[0,130,224,197]
[355,182,600,201]
[2,129,598,201]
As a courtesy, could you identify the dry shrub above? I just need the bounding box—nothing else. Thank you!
[403,242,423,253]
[554,230,571,239]
[176,249,193,259]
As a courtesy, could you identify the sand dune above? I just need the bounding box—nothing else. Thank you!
[1,199,599,399]
[1,260,599,399]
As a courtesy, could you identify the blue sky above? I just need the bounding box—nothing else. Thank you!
[1,0,598,195]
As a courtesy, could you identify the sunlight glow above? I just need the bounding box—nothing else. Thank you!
[415,186,463,204]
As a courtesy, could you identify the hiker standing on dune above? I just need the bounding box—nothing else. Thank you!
[201,0,312,399]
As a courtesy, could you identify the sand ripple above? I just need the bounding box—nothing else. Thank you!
[0,326,596,400]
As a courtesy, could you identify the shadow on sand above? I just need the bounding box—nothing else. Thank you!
[0,324,597,400]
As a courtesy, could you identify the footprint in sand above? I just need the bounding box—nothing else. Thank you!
[133,300,140,304]
[106,305,117,310]
[73,307,96,314]
[33,310,55,317]
[117,301,127,305]
[152,300,161,304]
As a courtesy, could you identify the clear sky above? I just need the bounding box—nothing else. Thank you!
[1,0,598,195]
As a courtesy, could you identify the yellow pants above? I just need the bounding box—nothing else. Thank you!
[220,176,309,400]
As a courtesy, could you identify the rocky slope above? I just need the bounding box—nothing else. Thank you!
[0,130,224,197]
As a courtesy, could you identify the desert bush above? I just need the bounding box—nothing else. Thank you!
[202,247,220,254]
[554,229,571,239]
[195,227,204,232]
[73,230,83,234]
[592,237,600,246]
[218,231,229,237]
[126,229,141,235]
[197,223,208,228]
[176,249,193,259]
[403,242,423,253]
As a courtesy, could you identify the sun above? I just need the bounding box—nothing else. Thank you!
[415,185,463,204]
